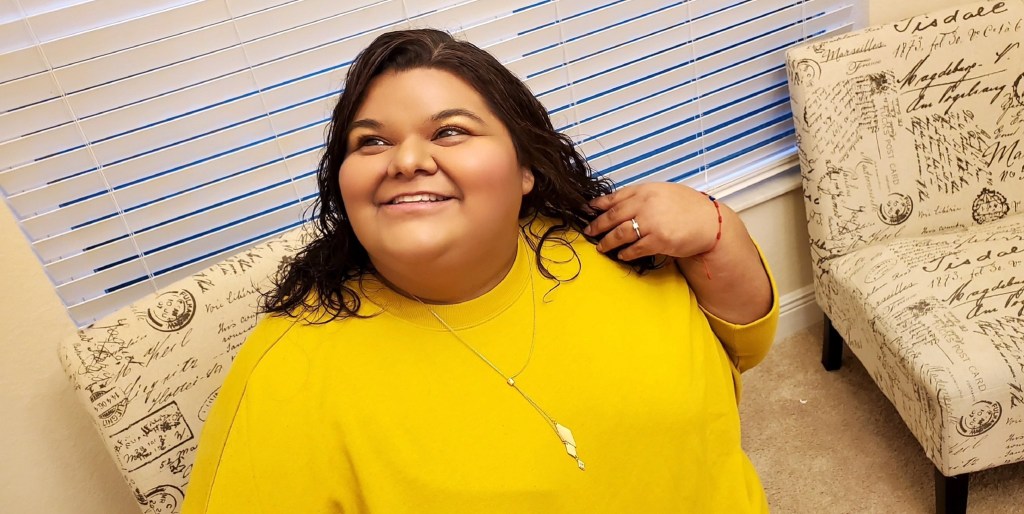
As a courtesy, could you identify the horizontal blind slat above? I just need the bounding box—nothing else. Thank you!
[67,281,158,327]
[232,0,380,43]
[64,47,251,119]
[0,149,93,198]
[593,87,791,179]
[0,98,71,145]
[241,1,406,67]
[601,98,794,183]
[413,0,547,40]
[25,0,195,43]
[0,71,60,114]
[0,45,46,84]
[704,134,797,188]
[40,0,233,69]
[53,22,244,95]
[574,55,786,145]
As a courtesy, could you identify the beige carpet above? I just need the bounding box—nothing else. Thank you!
[739,323,1024,514]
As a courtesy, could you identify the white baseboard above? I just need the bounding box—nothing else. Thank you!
[776,285,822,343]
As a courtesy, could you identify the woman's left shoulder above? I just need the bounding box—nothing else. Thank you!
[525,217,678,286]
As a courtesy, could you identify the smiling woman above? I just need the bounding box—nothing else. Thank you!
[181,29,778,514]
[340,69,534,304]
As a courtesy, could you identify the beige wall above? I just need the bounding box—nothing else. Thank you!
[739,188,814,298]
[0,1,979,513]
[0,200,140,513]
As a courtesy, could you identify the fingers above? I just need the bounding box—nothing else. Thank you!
[584,204,628,237]
[584,188,637,237]
[617,236,658,261]
[584,185,662,261]
[596,219,659,261]
[587,186,637,213]
[586,191,614,211]
[594,219,641,253]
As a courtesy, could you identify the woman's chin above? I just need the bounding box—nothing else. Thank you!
[379,232,460,265]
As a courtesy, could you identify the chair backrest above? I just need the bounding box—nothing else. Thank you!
[786,0,1024,268]
[58,227,306,514]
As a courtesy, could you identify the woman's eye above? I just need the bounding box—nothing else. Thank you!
[358,136,387,147]
[434,126,466,139]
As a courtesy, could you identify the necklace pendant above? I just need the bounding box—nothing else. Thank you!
[555,423,584,471]
[554,423,577,457]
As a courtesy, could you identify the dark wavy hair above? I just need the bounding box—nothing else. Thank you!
[262,28,659,320]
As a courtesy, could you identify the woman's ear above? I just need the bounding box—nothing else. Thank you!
[521,166,535,195]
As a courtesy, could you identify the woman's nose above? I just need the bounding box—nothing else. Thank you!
[387,137,438,178]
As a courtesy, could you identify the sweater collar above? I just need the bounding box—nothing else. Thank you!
[359,236,532,330]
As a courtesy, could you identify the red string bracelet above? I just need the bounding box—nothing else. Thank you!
[698,192,723,280]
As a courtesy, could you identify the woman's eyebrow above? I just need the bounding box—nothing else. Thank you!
[431,108,485,124]
[348,118,383,133]
[348,109,484,135]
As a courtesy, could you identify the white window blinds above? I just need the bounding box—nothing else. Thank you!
[0,0,860,327]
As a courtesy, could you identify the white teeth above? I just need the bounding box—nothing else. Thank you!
[390,193,448,204]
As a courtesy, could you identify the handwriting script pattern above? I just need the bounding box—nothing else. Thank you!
[58,228,308,513]
[789,0,1024,476]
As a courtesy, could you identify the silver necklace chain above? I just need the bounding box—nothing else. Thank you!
[411,269,585,471]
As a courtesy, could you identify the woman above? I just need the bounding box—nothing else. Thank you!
[183,29,777,513]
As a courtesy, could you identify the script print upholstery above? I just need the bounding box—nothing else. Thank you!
[59,229,306,514]
[787,0,1024,476]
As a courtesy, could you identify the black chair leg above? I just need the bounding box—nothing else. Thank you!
[821,316,844,371]
[935,468,970,514]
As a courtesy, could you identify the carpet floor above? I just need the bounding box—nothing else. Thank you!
[739,323,1024,513]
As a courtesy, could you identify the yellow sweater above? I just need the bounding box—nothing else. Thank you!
[183,230,778,514]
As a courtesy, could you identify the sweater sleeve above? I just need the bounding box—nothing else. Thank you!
[698,241,779,374]
[182,398,265,514]
[180,315,289,514]
[181,316,344,514]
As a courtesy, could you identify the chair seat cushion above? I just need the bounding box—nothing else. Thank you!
[819,215,1024,475]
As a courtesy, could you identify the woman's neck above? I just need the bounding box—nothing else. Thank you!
[371,238,520,304]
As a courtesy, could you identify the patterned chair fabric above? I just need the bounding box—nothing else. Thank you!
[59,228,307,514]
[787,0,1024,476]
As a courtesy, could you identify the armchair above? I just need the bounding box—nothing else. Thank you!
[787,1,1024,513]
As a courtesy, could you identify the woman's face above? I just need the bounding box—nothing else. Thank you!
[339,67,534,274]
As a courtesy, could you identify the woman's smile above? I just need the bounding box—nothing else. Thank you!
[380,192,457,214]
